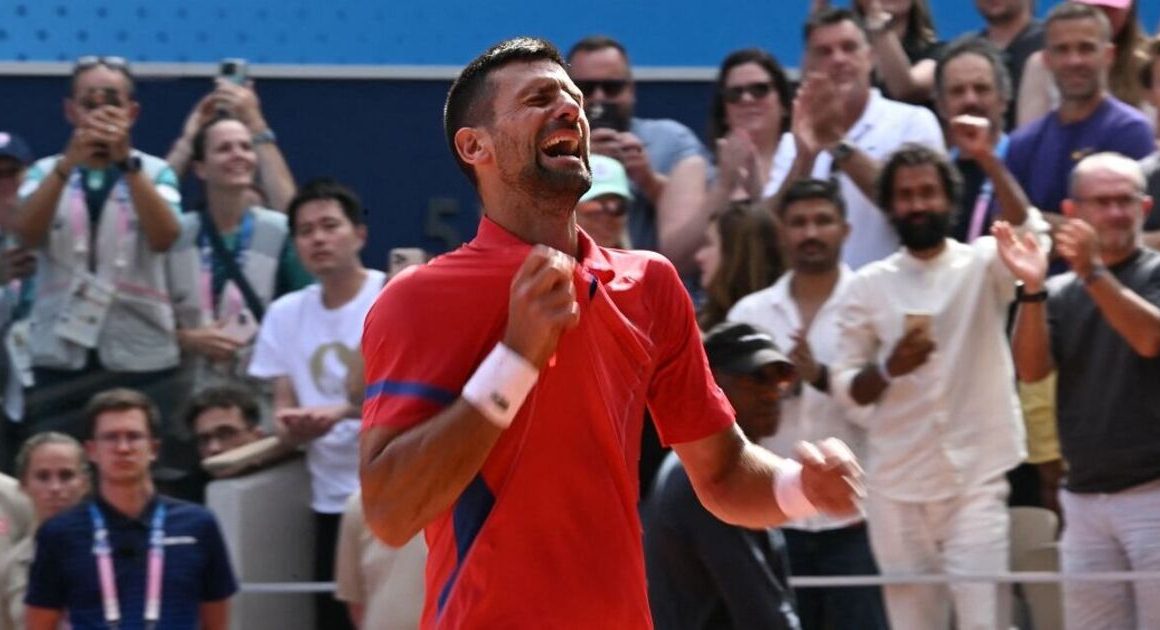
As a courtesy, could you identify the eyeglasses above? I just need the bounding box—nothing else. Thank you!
[94,431,149,447]
[195,425,244,449]
[1073,193,1144,210]
[723,82,776,104]
[579,198,629,217]
[73,55,130,72]
[575,79,630,98]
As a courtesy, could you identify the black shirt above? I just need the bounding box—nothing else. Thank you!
[1047,248,1160,493]
[980,21,1046,131]
[643,453,800,630]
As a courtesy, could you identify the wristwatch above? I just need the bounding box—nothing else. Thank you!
[1016,284,1048,303]
[115,156,142,174]
[252,129,277,145]
[828,140,854,164]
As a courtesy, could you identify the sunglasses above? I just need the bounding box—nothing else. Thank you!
[579,198,629,217]
[575,80,630,98]
[73,55,129,72]
[723,82,775,104]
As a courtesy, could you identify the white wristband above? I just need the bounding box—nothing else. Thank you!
[461,343,540,429]
[773,459,819,521]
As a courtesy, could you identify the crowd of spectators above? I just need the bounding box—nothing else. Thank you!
[0,0,1158,628]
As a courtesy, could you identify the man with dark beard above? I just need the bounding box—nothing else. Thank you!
[358,37,864,629]
[830,144,1047,630]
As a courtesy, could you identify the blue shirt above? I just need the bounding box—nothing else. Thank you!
[25,494,237,630]
[1006,96,1154,217]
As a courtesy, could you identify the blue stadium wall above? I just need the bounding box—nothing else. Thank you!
[1,1,1156,261]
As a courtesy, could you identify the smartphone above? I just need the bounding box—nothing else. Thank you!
[586,103,629,132]
[388,248,427,277]
[904,312,933,338]
[219,58,248,85]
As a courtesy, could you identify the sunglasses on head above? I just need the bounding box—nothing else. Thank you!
[73,55,130,72]
[575,79,630,98]
[723,82,775,104]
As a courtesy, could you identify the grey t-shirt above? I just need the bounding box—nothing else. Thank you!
[626,117,712,252]
[1047,248,1160,493]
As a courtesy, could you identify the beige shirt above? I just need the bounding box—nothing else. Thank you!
[334,491,426,630]
[0,476,32,630]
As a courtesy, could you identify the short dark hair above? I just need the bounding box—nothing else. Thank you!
[707,48,792,146]
[877,144,963,215]
[14,432,85,481]
[804,8,869,45]
[182,385,261,432]
[778,178,847,218]
[443,37,567,186]
[84,388,162,440]
[191,113,241,163]
[935,37,1013,103]
[287,177,366,234]
[565,35,629,64]
[1044,2,1112,42]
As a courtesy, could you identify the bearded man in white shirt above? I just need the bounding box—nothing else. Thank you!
[832,142,1046,630]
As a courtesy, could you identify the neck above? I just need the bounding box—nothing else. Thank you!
[1101,245,1138,268]
[908,239,948,260]
[984,11,1031,48]
[319,265,368,309]
[1058,92,1106,124]
[206,186,250,232]
[481,190,580,256]
[790,267,841,302]
[99,478,155,519]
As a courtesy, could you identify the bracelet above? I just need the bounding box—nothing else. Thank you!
[772,459,819,521]
[252,129,277,145]
[461,343,539,429]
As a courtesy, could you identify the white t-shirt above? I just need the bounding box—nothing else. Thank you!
[249,269,386,513]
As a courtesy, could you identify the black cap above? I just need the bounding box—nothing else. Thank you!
[703,322,793,375]
[0,132,32,165]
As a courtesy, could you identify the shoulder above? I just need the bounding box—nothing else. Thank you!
[161,496,220,527]
[728,283,779,319]
[1142,152,1160,174]
[1009,115,1052,146]
[251,207,290,231]
[36,502,90,540]
[137,151,177,181]
[264,285,315,320]
[632,117,696,139]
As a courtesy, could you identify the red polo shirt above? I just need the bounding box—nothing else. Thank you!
[362,217,734,629]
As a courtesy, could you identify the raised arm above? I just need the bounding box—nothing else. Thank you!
[994,220,1055,381]
[949,115,1029,226]
[1056,218,1160,357]
[360,246,579,546]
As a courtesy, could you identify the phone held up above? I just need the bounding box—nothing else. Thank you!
[219,58,248,85]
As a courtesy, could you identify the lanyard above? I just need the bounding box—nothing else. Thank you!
[65,167,135,273]
[197,211,255,319]
[89,500,167,630]
[951,135,1010,242]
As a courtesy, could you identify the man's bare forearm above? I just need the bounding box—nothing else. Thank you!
[360,400,503,546]
[16,171,68,248]
[1011,301,1055,382]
